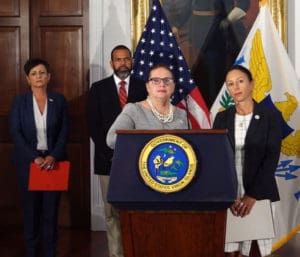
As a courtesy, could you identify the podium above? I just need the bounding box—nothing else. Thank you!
[108,129,237,257]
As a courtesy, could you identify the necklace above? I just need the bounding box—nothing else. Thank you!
[238,120,245,128]
[237,113,251,128]
[146,97,174,123]
[235,113,253,141]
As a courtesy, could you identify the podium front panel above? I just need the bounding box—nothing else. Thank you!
[108,130,237,211]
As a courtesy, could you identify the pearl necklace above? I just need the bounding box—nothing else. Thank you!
[146,97,174,123]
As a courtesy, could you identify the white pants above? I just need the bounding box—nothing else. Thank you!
[225,203,276,256]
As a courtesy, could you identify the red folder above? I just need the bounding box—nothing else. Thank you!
[28,161,70,191]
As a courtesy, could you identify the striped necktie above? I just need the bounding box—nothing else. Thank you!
[119,80,127,108]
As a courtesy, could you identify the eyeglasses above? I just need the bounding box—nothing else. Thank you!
[148,77,174,85]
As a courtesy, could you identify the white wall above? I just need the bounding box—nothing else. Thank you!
[89,0,131,231]
[288,0,300,77]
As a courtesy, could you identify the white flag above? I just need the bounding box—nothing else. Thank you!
[210,3,300,251]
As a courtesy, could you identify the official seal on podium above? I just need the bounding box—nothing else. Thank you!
[138,134,197,193]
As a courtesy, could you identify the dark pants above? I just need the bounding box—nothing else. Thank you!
[16,163,61,257]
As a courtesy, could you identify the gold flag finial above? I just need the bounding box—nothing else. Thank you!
[259,0,268,7]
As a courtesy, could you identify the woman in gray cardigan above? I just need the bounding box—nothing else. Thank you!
[107,63,189,149]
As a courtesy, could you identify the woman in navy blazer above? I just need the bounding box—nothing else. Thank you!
[213,65,281,257]
[10,58,69,257]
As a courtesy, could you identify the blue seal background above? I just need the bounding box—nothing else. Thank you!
[147,142,189,184]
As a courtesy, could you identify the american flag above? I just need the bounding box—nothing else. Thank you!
[131,0,211,129]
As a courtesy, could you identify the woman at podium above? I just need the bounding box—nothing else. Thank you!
[213,65,281,257]
[106,63,189,149]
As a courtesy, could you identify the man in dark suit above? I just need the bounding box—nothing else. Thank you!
[87,45,147,257]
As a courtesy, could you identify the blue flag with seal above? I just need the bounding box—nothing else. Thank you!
[210,3,300,251]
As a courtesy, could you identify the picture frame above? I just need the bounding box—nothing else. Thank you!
[131,0,286,51]
[130,0,287,106]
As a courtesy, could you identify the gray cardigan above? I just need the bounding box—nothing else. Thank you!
[106,102,189,149]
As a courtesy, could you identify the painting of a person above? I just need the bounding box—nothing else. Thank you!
[163,0,255,108]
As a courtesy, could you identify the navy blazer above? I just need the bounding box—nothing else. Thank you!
[213,102,281,202]
[10,91,69,166]
[87,75,147,175]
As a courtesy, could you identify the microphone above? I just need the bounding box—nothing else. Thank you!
[184,95,191,129]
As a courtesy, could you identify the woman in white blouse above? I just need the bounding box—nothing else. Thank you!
[213,65,282,257]
[10,58,69,257]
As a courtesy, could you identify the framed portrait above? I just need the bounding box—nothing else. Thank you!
[131,0,287,107]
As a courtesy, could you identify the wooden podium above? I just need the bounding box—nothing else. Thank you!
[108,129,237,257]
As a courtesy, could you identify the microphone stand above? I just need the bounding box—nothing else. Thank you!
[184,96,191,129]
